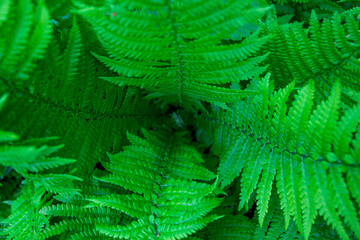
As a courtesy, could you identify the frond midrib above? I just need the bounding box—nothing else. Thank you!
[0,78,164,122]
[198,114,360,169]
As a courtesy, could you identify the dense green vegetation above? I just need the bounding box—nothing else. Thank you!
[1,0,360,239]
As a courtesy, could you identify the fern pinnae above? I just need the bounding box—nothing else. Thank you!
[265,210,287,240]
[344,14,360,44]
[36,218,107,240]
[86,194,152,219]
[205,215,257,239]
[298,157,318,240]
[256,148,277,227]
[238,140,266,211]
[285,154,303,234]
[351,132,360,165]
[218,134,248,188]
[286,79,314,152]
[0,0,11,28]
[333,103,360,161]
[276,151,292,229]
[95,218,151,239]
[19,157,76,173]
[332,14,354,55]
[70,229,114,240]
[322,18,343,64]
[311,161,349,240]
[88,130,221,239]
[306,80,341,158]
[285,29,313,80]
[269,81,295,142]
[345,167,360,210]
[93,173,154,196]
[290,23,322,75]
[15,0,52,79]
[328,165,360,239]
[58,16,82,101]
[76,0,270,108]
[0,0,33,74]
[309,11,333,68]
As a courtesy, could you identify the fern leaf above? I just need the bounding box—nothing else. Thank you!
[58,16,83,100]
[96,218,152,239]
[39,203,117,218]
[197,77,360,239]
[312,162,349,240]
[76,0,269,107]
[276,151,292,229]
[27,173,82,195]
[265,211,287,240]
[256,149,277,227]
[0,0,11,28]
[15,0,52,79]
[238,141,266,210]
[260,9,360,107]
[298,158,318,240]
[0,0,33,74]
[346,167,360,209]
[158,215,222,240]
[328,165,360,239]
[89,130,221,239]
[0,130,19,142]
[86,194,152,219]
[284,154,303,234]
[21,157,76,173]
[218,135,248,188]
[286,80,314,152]
[270,81,295,142]
[333,104,360,161]
[36,218,110,240]
[306,80,341,157]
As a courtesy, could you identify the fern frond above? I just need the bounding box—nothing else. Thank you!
[15,0,52,79]
[197,76,360,239]
[260,10,360,108]
[256,148,278,226]
[88,130,222,239]
[0,0,52,79]
[0,97,83,239]
[35,217,112,240]
[76,0,270,108]
[286,80,315,152]
[0,16,163,174]
[0,0,33,75]
[0,135,78,184]
[95,218,151,239]
[2,1,360,240]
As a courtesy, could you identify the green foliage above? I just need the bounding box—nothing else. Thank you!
[0,99,81,239]
[0,0,52,80]
[1,0,360,239]
[75,0,270,109]
[260,9,360,107]
[87,130,221,239]
[197,76,360,239]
